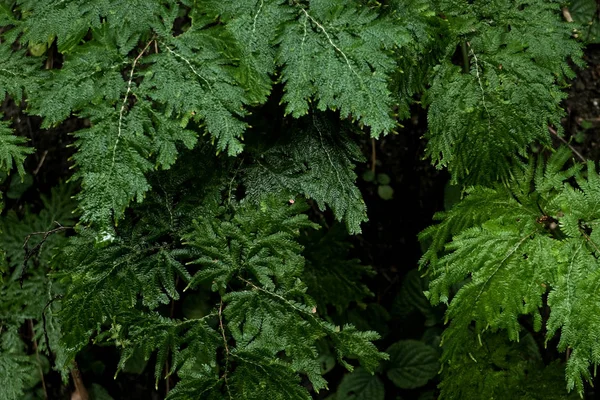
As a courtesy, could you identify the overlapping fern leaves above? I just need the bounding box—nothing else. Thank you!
[0,0,423,228]
[0,0,590,398]
[1,0,581,223]
[420,148,600,394]
[243,115,367,234]
[0,183,78,396]
[425,0,583,183]
[52,148,385,398]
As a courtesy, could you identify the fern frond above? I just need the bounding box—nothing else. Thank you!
[424,0,583,183]
[0,329,36,400]
[141,24,249,155]
[184,195,317,292]
[0,44,40,101]
[243,115,367,234]
[301,224,374,314]
[200,0,291,104]
[438,331,577,399]
[276,1,410,135]
[420,147,600,394]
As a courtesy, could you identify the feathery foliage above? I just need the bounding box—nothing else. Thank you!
[0,182,77,397]
[51,149,385,398]
[0,118,32,179]
[424,0,583,183]
[0,0,590,398]
[420,148,600,394]
[243,115,367,234]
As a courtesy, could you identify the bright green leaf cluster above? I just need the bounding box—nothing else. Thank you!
[421,148,600,394]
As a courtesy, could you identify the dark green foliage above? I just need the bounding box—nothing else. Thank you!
[243,115,367,234]
[392,269,439,326]
[51,152,385,397]
[0,0,590,398]
[567,0,600,43]
[301,224,374,314]
[438,332,578,399]
[337,367,385,400]
[385,340,439,389]
[0,183,77,395]
[0,327,38,400]
[425,0,583,183]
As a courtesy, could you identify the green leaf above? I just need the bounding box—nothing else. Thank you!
[5,174,33,200]
[377,185,394,200]
[89,384,114,400]
[362,170,375,182]
[337,367,384,400]
[385,340,439,389]
[392,269,437,326]
[376,173,390,185]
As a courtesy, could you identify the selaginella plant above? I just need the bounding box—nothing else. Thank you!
[0,0,592,398]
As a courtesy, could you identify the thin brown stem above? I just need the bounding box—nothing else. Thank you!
[71,361,89,400]
[562,7,574,23]
[371,138,376,173]
[548,126,586,162]
[21,222,72,287]
[165,357,170,394]
[580,227,600,255]
[33,150,48,176]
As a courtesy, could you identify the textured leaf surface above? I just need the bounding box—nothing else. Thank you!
[276,1,410,135]
[437,332,578,399]
[385,340,439,389]
[244,115,367,234]
[425,1,583,183]
[337,367,384,400]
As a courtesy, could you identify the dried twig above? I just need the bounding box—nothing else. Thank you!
[42,295,62,357]
[20,222,72,287]
[548,126,586,162]
[562,7,574,23]
[33,150,48,176]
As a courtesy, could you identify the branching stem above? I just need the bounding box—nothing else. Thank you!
[162,43,212,91]
[252,0,264,34]
[218,299,232,399]
[468,43,492,132]
[20,222,72,287]
[112,38,155,171]
[548,126,586,162]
